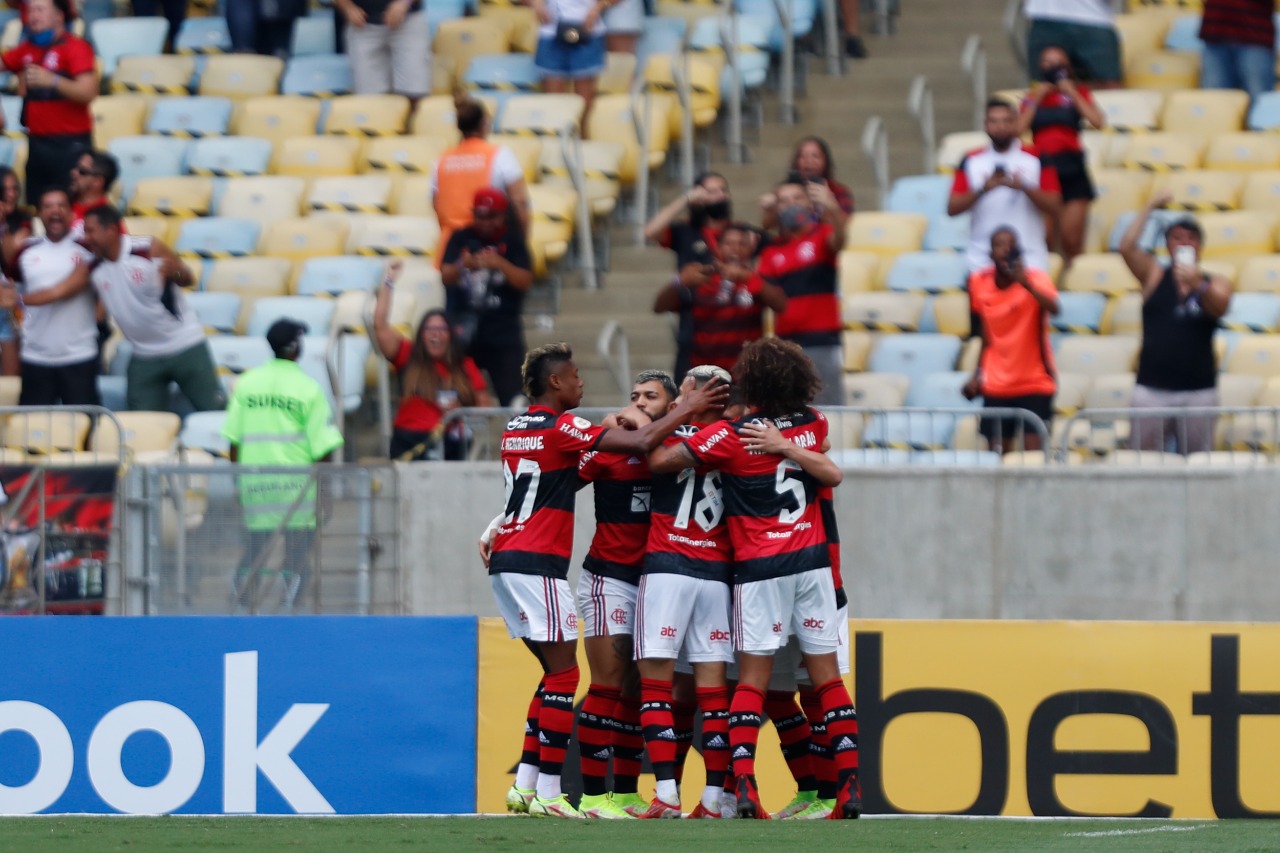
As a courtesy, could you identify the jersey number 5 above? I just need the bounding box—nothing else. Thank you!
[503,458,542,525]
[775,460,806,524]
[674,468,723,533]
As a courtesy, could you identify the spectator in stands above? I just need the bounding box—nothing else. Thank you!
[0,0,97,205]
[374,272,494,460]
[0,166,23,378]
[334,0,430,103]
[1199,0,1276,102]
[653,222,787,379]
[644,172,739,270]
[761,136,855,228]
[842,0,866,58]
[759,177,846,406]
[227,0,304,57]
[440,187,534,406]
[131,0,186,50]
[1018,47,1104,267]
[1024,0,1121,89]
[947,98,1062,275]
[531,0,608,124]
[1120,194,1233,455]
[68,149,118,235]
[962,226,1060,454]
[432,98,531,265]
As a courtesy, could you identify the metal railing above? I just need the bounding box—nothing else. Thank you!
[561,123,600,291]
[961,34,987,132]
[907,75,937,174]
[771,0,798,124]
[630,76,658,245]
[597,321,632,398]
[820,0,841,76]
[361,290,395,460]
[1055,405,1280,464]
[720,11,747,165]
[862,115,890,210]
[1003,0,1027,74]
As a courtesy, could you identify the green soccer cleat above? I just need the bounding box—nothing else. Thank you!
[529,794,586,819]
[505,785,535,814]
[579,793,637,819]
[788,800,834,820]
[776,790,821,820]
[610,792,651,817]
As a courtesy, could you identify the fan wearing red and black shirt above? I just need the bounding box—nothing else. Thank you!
[758,178,847,407]
[0,0,97,205]
[649,337,862,820]
[490,342,727,819]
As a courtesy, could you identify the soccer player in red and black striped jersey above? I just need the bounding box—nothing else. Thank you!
[491,343,726,819]
[573,369,679,819]
[649,338,862,820]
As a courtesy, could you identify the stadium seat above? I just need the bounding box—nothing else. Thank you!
[4,412,91,454]
[1239,170,1280,215]
[1248,91,1280,131]
[1055,335,1139,377]
[324,94,412,137]
[476,5,540,53]
[92,16,168,77]
[108,136,190,200]
[1221,292,1280,333]
[390,175,434,216]
[1196,211,1277,263]
[935,131,988,173]
[295,256,386,297]
[91,95,149,150]
[861,410,958,451]
[1106,209,1188,253]
[1162,13,1202,51]
[837,251,879,295]
[643,54,722,131]
[906,370,978,409]
[92,411,182,456]
[1236,255,1280,292]
[829,447,914,467]
[333,278,421,340]
[1113,12,1171,57]
[207,335,274,376]
[179,410,231,457]
[349,215,438,258]
[1091,88,1163,132]
[1204,133,1280,171]
[217,175,306,228]
[587,93,670,184]
[306,175,393,214]
[184,291,242,334]
[1090,169,1154,234]
[843,372,909,408]
[1122,132,1206,171]
[843,291,926,332]
[636,16,687,65]
[884,251,968,293]
[274,136,361,177]
[539,138,625,218]
[867,333,962,387]
[245,296,337,338]
[498,94,586,137]
[841,330,873,372]
[146,96,233,138]
[598,51,637,95]
[234,96,323,144]
[1124,49,1200,90]
[845,212,928,261]
[198,55,285,99]
[128,176,214,218]
[1160,89,1249,137]
[261,217,350,261]
[409,95,463,142]
[290,15,336,56]
[175,217,260,259]
[1052,292,1108,335]
[929,291,971,338]
[123,216,178,243]
[111,55,196,95]
[360,136,448,174]
[1054,372,1091,416]
[911,450,1002,467]
[885,174,952,218]
[204,257,293,329]
[1080,130,1113,171]
[1151,169,1244,212]
[464,52,542,98]
[1103,291,1143,335]
[175,16,232,54]
[299,333,373,414]
[187,136,274,177]
[923,214,970,253]
[496,134,542,182]
[434,17,509,78]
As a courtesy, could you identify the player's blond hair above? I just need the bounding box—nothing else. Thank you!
[522,342,574,399]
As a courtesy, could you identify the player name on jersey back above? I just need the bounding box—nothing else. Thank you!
[642,425,733,584]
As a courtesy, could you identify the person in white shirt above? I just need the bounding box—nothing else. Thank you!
[947,98,1063,275]
[1024,0,1121,88]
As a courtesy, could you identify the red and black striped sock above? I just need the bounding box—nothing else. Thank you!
[578,684,619,797]
[538,665,580,777]
[800,686,837,799]
[611,694,644,794]
[673,700,697,784]
[697,686,731,788]
[816,678,860,785]
[765,690,818,793]
[640,678,677,782]
[729,684,766,778]
[519,680,545,774]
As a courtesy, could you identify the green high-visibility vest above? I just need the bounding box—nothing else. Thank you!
[222,359,344,531]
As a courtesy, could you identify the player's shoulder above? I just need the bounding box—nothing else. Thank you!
[555,411,600,442]
[505,407,555,432]
[687,419,734,454]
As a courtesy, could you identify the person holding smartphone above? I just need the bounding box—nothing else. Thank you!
[963,226,1061,454]
[1120,194,1233,455]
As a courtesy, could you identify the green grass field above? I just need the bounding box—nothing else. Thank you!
[1,816,1276,852]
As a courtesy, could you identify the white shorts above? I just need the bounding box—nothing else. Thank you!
[767,603,850,691]
[733,568,840,656]
[491,573,579,642]
[603,0,644,35]
[635,573,734,664]
[576,569,638,638]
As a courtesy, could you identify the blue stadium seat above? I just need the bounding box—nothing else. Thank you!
[175,16,232,54]
[206,335,273,375]
[295,256,387,297]
[464,53,543,112]
[1052,292,1108,335]
[179,410,231,456]
[1247,91,1280,131]
[97,375,128,412]
[186,137,274,177]
[92,17,168,77]
[299,334,373,414]
[108,136,190,199]
[868,333,963,387]
[636,17,687,65]
[905,371,979,409]
[245,296,337,338]
[185,292,243,334]
[427,2,468,38]
[1,95,25,136]
[736,0,816,49]
[885,251,969,293]
[147,96,234,138]
[886,174,953,218]
[1221,292,1280,333]
[281,55,355,97]
[690,14,773,92]
[290,15,337,56]
[0,136,15,168]
[923,214,969,252]
[1163,14,1203,52]
[1107,209,1186,252]
[862,411,958,451]
[175,217,260,259]
[829,447,913,467]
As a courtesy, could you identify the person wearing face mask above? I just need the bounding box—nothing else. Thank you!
[761,137,854,231]
[757,178,846,407]
[0,0,97,206]
[948,99,1062,276]
[1018,47,1103,267]
[644,172,742,273]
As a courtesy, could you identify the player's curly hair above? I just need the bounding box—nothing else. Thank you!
[522,342,574,399]
[732,338,821,416]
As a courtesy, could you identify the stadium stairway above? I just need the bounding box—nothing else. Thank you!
[540,0,1026,406]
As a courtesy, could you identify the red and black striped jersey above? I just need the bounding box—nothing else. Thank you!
[684,275,767,372]
[759,223,840,348]
[578,449,652,585]
[490,406,606,579]
[642,426,733,584]
[686,408,830,583]
[819,485,847,609]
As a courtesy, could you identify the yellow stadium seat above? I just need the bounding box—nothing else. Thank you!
[935,131,988,174]
[1196,211,1277,264]
[499,93,586,138]
[217,176,306,228]
[1204,132,1280,171]
[305,175,393,214]
[433,18,509,78]
[323,94,411,137]
[842,291,925,333]
[1090,169,1153,233]
[1160,89,1249,137]
[91,95,149,150]
[112,55,196,95]
[837,250,880,294]
[1080,130,1112,172]
[262,217,350,261]
[1056,336,1140,377]
[527,184,577,273]
[360,136,449,174]
[643,54,721,131]
[1063,253,1141,294]
[351,215,439,258]
[198,55,285,99]
[4,411,91,453]
[409,95,465,142]
[128,176,214,218]
[274,135,361,177]
[599,51,637,95]
[1226,335,1280,377]
[931,291,971,338]
[390,175,433,216]
[476,4,540,53]
[843,372,909,409]
[1122,132,1206,171]
[1103,291,1143,335]
[1113,13,1172,57]
[587,93,669,183]
[845,212,928,261]
[655,1,720,25]
[957,335,981,373]
[431,54,456,97]
[123,216,180,243]
[1151,169,1244,212]
[498,134,543,183]
[1220,373,1264,407]
[539,139,623,217]
[93,411,182,455]
[1239,170,1280,215]
[842,330,874,372]
[203,257,294,331]
[1236,255,1280,292]
[234,96,322,144]
[1124,49,1200,91]
[1092,88,1164,132]
[1053,372,1091,417]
